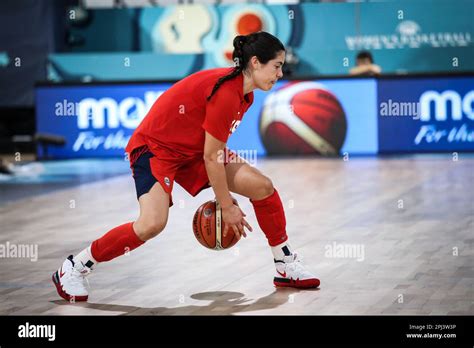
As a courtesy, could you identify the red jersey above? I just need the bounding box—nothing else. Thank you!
[125,67,254,163]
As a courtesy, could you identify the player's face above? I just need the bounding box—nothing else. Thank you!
[254,51,285,91]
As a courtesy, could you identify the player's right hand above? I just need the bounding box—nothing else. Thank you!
[222,204,253,240]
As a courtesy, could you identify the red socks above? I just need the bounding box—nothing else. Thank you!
[250,189,288,247]
[89,191,288,262]
[91,222,145,262]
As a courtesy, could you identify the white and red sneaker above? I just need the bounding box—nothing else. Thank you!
[273,253,320,289]
[52,255,90,302]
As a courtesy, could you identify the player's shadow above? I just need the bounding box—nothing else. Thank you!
[51,287,319,315]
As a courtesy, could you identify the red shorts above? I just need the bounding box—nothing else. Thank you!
[129,146,236,207]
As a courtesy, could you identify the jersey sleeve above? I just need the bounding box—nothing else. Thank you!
[202,87,237,143]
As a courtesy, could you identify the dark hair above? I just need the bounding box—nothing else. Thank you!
[207,31,285,101]
[356,51,374,63]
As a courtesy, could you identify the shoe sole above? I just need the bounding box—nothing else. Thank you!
[274,277,320,289]
[52,271,88,302]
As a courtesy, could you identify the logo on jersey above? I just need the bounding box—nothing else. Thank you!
[229,120,241,134]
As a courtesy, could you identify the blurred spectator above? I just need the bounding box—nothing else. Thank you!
[349,51,382,76]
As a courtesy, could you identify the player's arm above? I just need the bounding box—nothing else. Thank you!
[349,64,381,76]
[203,131,233,209]
[203,131,251,238]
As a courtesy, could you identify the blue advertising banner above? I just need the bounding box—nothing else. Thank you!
[36,84,171,158]
[36,78,378,158]
[377,77,474,152]
[229,79,378,156]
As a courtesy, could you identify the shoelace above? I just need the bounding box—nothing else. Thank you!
[69,266,91,290]
[283,253,303,265]
[285,254,310,277]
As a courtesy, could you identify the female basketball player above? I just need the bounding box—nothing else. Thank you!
[53,31,320,302]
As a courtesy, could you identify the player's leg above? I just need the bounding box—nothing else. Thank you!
[225,155,320,289]
[53,150,172,302]
[77,181,169,268]
[133,182,170,241]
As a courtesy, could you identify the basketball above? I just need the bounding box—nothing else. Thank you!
[192,200,239,250]
[259,82,347,156]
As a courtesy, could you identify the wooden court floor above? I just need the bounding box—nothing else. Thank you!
[0,155,473,315]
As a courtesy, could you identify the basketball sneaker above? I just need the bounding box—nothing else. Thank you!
[273,253,320,289]
[52,255,90,302]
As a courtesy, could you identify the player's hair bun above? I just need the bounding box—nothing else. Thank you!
[232,35,247,69]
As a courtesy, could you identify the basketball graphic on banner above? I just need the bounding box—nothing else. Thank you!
[259,82,347,155]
